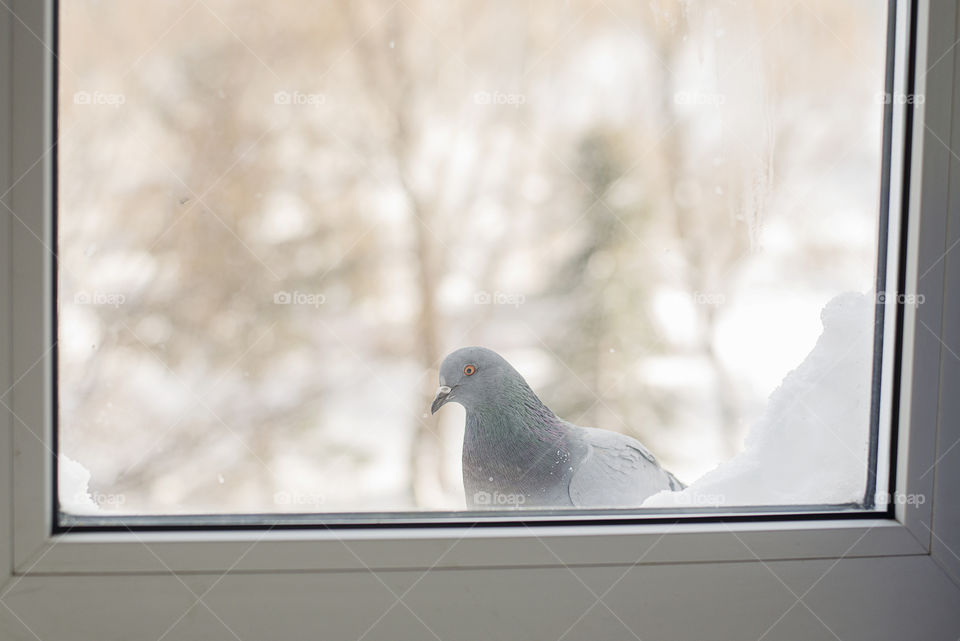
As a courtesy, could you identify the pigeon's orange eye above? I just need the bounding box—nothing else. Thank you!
[463,364,477,376]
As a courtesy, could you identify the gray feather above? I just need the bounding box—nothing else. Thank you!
[567,426,684,507]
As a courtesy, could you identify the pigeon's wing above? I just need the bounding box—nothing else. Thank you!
[567,427,683,508]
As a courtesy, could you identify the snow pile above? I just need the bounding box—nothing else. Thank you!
[643,292,874,507]
[58,454,100,514]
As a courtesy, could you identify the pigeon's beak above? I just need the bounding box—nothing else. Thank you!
[430,385,452,414]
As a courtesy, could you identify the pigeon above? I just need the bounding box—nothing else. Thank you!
[431,346,684,509]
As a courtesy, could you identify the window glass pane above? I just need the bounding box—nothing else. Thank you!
[57,0,891,517]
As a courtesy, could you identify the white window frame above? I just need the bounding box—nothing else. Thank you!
[2,1,959,638]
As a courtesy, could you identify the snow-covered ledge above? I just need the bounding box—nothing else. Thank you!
[644,292,882,509]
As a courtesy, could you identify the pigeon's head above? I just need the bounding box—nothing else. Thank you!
[430,346,518,414]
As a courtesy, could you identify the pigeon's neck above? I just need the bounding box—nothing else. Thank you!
[472,377,561,430]
[461,380,570,483]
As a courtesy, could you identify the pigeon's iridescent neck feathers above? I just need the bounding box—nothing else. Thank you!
[461,376,583,507]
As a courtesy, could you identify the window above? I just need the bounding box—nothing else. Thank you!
[58,0,894,522]
[3,1,960,640]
